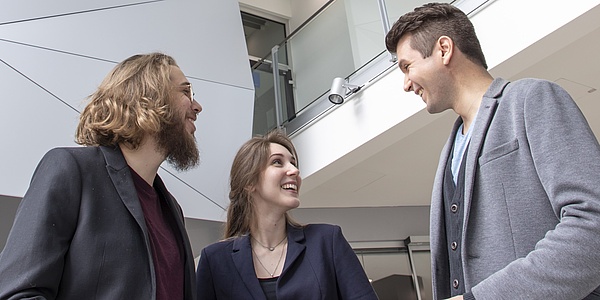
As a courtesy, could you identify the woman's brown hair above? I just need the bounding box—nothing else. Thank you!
[224,129,302,238]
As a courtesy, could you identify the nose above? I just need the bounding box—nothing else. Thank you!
[192,99,202,114]
[403,75,412,92]
[287,164,301,189]
[287,164,299,176]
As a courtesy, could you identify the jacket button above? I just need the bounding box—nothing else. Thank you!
[451,242,458,251]
[453,279,459,289]
[451,203,458,213]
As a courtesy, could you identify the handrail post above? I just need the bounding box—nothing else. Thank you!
[407,242,423,300]
[377,0,396,62]
[271,45,283,130]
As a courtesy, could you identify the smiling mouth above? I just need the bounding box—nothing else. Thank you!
[282,183,297,191]
[187,118,196,132]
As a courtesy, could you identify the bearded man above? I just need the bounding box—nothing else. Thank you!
[0,53,202,300]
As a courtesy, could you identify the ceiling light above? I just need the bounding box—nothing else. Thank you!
[328,77,362,104]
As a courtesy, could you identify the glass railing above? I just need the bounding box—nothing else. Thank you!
[286,0,397,115]
[252,0,485,136]
[250,54,296,135]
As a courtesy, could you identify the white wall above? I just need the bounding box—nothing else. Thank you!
[0,0,254,222]
[473,0,600,76]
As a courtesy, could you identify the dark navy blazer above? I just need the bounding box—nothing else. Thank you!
[196,223,378,299]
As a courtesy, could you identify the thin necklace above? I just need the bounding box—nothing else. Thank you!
[251,235,287,251]
[252,240,287,278]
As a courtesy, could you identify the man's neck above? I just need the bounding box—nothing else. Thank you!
[120,138,165,186]
[455,72,493,133]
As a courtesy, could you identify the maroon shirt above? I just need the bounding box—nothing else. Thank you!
[131,169,184,300]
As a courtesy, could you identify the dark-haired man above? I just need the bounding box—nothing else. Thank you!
[386,3,600,300]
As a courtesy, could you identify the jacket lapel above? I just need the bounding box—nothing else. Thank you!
[280,224,306,279]
[100,146,148,233]
[232,235,266,300]
[462,78,508,227]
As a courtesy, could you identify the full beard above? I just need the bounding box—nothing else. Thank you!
[157,116,200,171]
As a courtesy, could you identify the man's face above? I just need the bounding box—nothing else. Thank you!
[395,34,453,114]
[157,66,202,171]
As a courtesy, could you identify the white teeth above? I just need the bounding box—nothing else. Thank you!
[281,183,297,191]
[418,89,423,97]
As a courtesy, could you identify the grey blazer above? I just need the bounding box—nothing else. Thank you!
[0,146,196,300]
[430,78,600,300]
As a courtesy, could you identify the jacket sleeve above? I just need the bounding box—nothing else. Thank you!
[195,248,217,300]
[0,148,82,300]
[331,225,379,300]
[471,80,600,299]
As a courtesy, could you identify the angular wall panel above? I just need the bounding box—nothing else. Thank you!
[0,0,254,222]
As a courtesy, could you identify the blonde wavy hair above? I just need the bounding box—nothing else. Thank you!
[76,52,178,149]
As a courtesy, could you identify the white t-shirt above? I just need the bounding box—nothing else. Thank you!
[451,115,477,183]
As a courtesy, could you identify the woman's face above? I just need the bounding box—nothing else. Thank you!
[251,143,301,211]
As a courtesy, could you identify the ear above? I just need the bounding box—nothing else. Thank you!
[437,36,453,65]
[245,185,256,193]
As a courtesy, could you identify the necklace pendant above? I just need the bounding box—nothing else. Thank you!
[268,247,275,251]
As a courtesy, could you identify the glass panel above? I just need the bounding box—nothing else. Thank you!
[251,57,295,135]
[285,0,386,115]
[242,11,288,64]
[355,249,432,300]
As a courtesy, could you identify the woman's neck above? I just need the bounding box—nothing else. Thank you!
[251,212,287,246]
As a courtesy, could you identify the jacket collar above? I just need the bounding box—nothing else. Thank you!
[463,77,509,198]
[483,77,509,99]
[230,224,307,299]
[232,234,267,300]
[281,224,306,278]
[100,146,147,230]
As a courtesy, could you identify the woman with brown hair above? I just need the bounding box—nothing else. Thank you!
[196,130,378,299]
